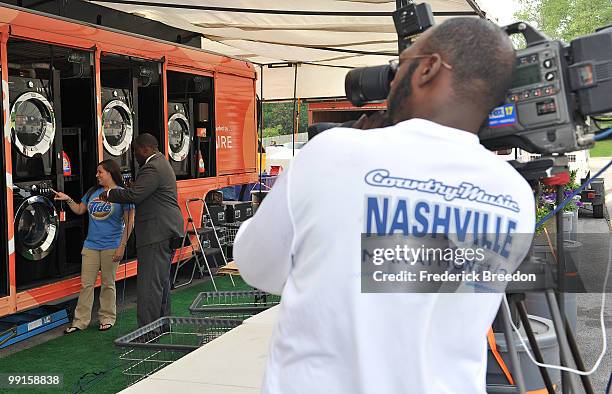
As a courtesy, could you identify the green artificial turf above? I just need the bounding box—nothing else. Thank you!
[1,275,251,394]
[590,139,612,157]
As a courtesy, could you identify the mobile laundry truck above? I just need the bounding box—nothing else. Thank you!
[0,3,258,319]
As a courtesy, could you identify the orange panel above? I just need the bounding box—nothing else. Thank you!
[0,5,254,79]
[13,261,138,314]
[94,49,104,160]
[2,31,16,315]
[162,61,169,159]
[167,65,214,78]
[215,74,257,175]
[0,295,12,316]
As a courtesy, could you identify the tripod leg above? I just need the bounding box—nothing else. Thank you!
[546,290,581,393]
[564,318,594,394]
[516,301,556,393]
[501,300,527,394]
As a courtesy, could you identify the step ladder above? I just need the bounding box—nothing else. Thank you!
[172,198,236,290]
[172,198,219,290]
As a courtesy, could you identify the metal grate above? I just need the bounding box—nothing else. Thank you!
[115,317,240,386]
[190,290,281,321]
[220,222,241,246]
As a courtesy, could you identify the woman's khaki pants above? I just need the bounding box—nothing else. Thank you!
[71,248,119,329]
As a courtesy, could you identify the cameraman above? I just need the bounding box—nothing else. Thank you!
[234,18,535,394]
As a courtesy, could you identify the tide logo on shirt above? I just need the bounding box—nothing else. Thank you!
[89,199,114,220]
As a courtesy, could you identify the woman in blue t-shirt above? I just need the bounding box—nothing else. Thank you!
[54,160,135,333]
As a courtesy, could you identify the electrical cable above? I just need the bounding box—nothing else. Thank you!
[508,151,612,377]
[594,128,612,141]
[607,369,612,394]
[502,229,611,376]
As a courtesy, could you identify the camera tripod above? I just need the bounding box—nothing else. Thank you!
[497,156,595,394]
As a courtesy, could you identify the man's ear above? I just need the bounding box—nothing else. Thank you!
[416,53,443,87]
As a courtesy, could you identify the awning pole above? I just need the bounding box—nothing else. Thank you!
[291,63,298,157]
[259,64,264,182]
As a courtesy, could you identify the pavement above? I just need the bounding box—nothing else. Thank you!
[574,217,611,393]
[570,156,612,393]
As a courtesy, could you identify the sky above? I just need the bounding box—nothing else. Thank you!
[477,0,519,25]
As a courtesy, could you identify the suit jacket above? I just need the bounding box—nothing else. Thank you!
[108,153,184,247]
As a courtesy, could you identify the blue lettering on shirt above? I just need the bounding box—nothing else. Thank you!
[389,199,409,235]
[364,196,518,258]
[366,197,388,236]
[83,187,134,250]
[364,169,520,213]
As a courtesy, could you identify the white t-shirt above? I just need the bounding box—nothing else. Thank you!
[234,118,535,394]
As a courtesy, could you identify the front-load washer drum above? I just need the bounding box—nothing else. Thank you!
[102,99,133,156]
[11,92,56,158]
[15,195,59,261]
[168,112,190,162]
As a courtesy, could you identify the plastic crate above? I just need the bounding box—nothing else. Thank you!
[115,317,241,386]
[189,290,281,321]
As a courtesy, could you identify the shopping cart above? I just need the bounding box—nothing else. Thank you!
[115,317,241,386]
[220,222,241,246]
[189,290,281,321]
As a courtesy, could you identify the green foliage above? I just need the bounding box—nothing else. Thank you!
[262,125,284,138]
[514,0,612,42]
[590,139,612,157]
[262,102,309,136]
[535,170,582,233]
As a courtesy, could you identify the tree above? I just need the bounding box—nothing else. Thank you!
[514,0,612,42]
[262,125,283,138]
[261,102,309,136]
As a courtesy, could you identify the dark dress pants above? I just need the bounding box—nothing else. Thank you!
[136,239,173,327]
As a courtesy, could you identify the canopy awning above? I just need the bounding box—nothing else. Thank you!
[91,0,502,99]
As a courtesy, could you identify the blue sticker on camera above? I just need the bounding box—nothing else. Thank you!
[487,104,517,128]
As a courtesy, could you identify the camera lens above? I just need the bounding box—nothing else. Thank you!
[345,64,395,107]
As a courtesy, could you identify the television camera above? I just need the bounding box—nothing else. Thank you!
[342,3,612,155]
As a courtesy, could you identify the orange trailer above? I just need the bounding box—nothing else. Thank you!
[0,4,258,317]
[307,100,387,125]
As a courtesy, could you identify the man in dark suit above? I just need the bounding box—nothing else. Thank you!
[99,133,184,327]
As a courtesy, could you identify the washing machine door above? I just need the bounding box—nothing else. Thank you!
[102,99,133,156]
[15,195,59,261]
[10,92,56,158]
[168,112,190,162]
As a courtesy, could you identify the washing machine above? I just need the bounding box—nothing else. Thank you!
[8,76,56,181]
[167,101,192,177]
[13,180,59,288]
[101,87,134,176]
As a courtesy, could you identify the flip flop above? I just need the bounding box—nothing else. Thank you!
[99,323,113,331]
[64,326,81,334]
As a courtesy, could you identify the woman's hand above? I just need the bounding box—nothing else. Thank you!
[113,245,126,262]
[53,190,71,201]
